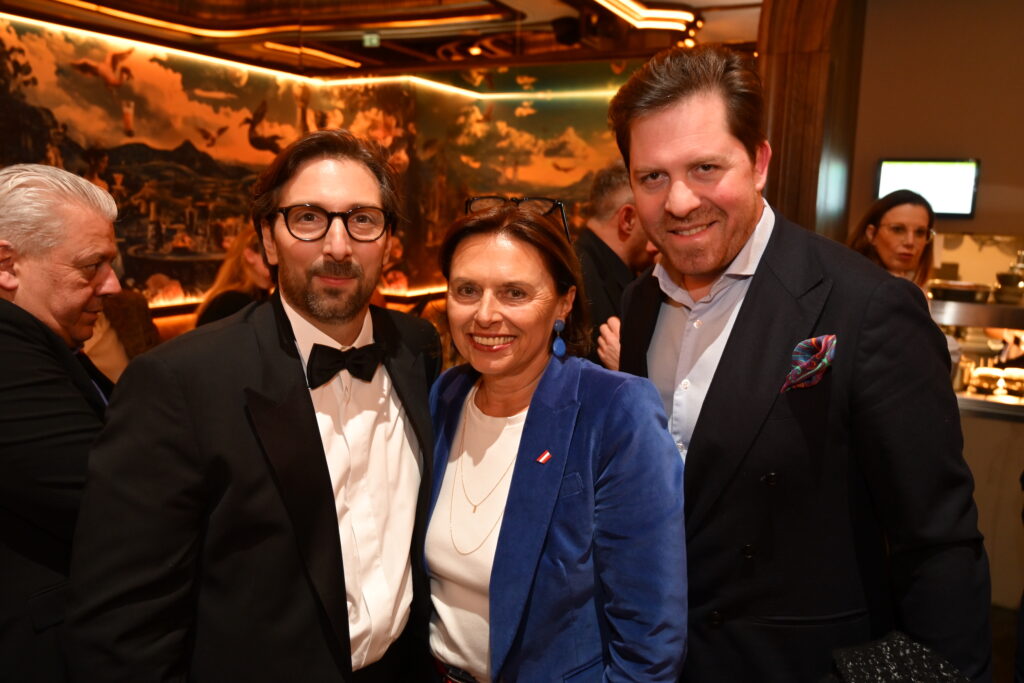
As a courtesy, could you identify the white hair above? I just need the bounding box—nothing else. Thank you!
[0,163,118,256]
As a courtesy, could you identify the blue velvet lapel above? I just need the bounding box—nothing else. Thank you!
[684,215,832,533]
[489,357,581,678]
[426,367,475,533]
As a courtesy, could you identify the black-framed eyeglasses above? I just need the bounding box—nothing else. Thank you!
[276,204,392,242]
[465,196,571,242]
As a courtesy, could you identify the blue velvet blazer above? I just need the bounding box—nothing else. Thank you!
[426,355,687,682]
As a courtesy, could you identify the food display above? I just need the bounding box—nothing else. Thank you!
[969,367,1003,395]
[1004,368,1024,397]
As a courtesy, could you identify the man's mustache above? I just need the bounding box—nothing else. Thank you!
[311,260,363,279]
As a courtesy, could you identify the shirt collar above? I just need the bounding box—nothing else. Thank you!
[654,198,775,305]
[281,296,374,369]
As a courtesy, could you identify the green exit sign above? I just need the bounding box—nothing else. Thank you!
[362,33,381,48]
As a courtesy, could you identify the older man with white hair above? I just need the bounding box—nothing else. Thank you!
[0,163,120,682]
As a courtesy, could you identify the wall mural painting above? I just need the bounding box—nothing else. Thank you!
[0,16,635,299]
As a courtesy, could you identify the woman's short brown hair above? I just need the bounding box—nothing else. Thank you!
[440,205,592,359]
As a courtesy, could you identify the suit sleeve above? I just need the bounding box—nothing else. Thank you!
[0,321,98,545]
[593,377,687,682]
[577,246,615,362]
[850,276,991,680]
[66,351,208,682]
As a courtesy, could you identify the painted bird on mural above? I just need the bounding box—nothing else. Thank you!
[241,100,283,155]
[70,48,134,91]
[196,125,229,148]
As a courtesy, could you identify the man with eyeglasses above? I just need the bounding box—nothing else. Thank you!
[67,130,441,682]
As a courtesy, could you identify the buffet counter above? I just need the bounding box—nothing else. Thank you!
[931,298,1024,608]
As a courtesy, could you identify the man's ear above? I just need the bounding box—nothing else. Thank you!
[0,241,19,294]
[753,140,772,192]
[616,203,638,241]
[260,222,279,266]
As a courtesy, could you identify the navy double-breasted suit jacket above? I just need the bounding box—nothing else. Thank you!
[620,209,991,682]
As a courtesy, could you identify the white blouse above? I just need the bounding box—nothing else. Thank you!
[426,386,527,683]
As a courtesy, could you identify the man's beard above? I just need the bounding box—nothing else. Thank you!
[280,257,376,324]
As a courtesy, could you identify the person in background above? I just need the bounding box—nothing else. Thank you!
[574,159,655,366]
[194,227,273,326]
[848,190,962,366]
[81,288,160,381]
[66,130,441,681]
[426,202,686,682]
[610,45,990,681]
[0,163,120,682]
[847,189,935,287]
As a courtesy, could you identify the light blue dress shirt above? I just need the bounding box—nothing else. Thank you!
[648,200,775,462]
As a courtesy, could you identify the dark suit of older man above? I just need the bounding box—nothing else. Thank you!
[0,163,120,683]
[0,300,110,682]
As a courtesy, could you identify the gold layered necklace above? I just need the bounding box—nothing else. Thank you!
[449,386,518,556]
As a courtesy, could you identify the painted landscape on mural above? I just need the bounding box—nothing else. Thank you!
[0,16,632,293]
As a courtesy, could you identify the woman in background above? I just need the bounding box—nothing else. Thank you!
[426,202,686,682]
[195,229,272,326]
[849,190,961,365]
[847,189,935,287]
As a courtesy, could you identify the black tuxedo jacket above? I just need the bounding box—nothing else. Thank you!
[66,297,440,681]
[620,210,991,682]
[0,299,109,683]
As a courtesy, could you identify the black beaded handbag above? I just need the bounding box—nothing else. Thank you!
[820,631,970,683]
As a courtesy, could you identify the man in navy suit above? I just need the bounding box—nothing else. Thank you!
[67,131,440,681]
[609,46,991,681]
[0,164,121,682]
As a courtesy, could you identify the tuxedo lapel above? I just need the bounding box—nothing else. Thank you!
[620,270,661,376]
[684,217,832,533]
[489,357,580,678]
[243,298,352,666]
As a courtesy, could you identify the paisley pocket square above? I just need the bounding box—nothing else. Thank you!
[780,334,836,393]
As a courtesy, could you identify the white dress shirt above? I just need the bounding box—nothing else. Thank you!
[283,300,421,670]
[648,200,775,462]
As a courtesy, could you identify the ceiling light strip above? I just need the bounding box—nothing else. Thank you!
[0,11,617,100]
[46,0,505,39]
[263,42,362,69]
[43,0,335,39]
[592,0,695,31]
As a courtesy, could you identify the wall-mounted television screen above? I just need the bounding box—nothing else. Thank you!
[875,159,980,218]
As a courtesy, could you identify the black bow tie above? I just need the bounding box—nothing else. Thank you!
[306,342,384,387]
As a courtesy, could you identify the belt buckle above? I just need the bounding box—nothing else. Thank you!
[443,665,477,683]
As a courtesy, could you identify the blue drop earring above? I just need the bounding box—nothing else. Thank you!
[552,319,566,359]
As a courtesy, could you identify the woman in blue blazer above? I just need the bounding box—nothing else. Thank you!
[425,200,686,682]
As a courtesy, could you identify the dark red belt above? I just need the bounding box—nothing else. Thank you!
[433,657,479,683]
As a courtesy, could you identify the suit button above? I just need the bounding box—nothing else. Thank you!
[762,471,778,486]
[742,544,755,559]
[708,610,723,627]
